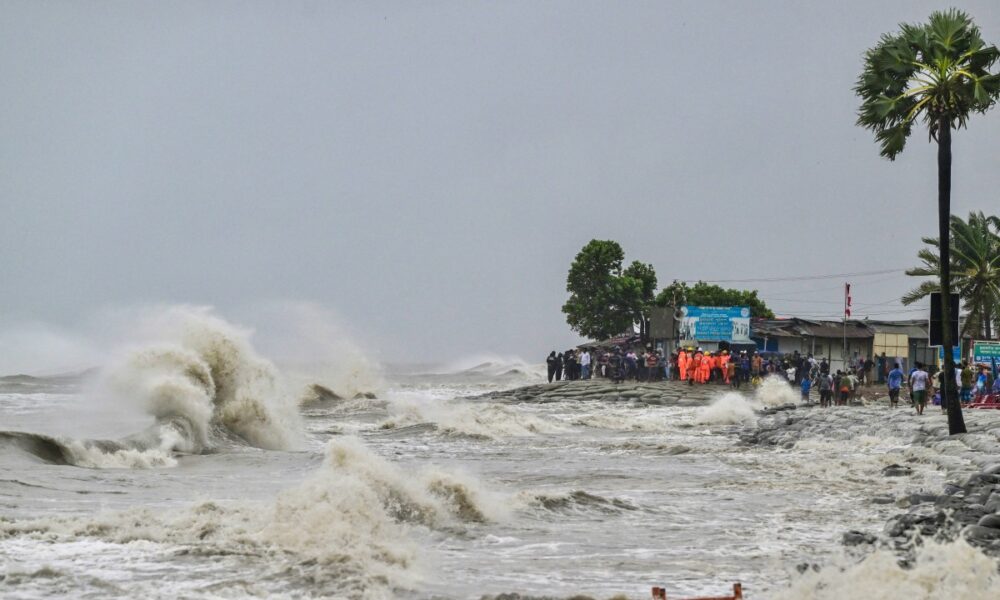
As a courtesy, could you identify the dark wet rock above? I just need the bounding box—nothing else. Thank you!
[953,505,988,526]
[842,530,877,546]
[977,514,1000,529]
[905,493,939,506]
[881,464,913,477]
[964,525,1000,541]
[965,473,1000,486]
[352,392,378,400]
[870,495,895,505]
[934,495,965,510]
[884,511,948,538]
[943,483,964,496]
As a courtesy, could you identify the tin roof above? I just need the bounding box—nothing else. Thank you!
[751,318,873,339]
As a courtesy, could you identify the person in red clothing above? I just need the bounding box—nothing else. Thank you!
[644,349,659,381]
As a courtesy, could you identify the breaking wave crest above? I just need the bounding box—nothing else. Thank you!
[105,309,303,453]
[0,308,306,468]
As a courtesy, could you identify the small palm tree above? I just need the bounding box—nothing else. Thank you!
[856,9,1000,435]
[902,212,1000,339]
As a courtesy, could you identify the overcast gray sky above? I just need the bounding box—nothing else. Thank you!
[2,1,999,370]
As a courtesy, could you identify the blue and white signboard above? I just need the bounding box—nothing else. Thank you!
[679,306,751,343]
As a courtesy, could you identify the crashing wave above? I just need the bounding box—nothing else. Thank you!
[0,437,500,598]
[0,309,305,468]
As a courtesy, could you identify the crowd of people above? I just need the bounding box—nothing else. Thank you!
[879,360,1000,415]
[545,346,1000,415]
[546,347,665,383]
[545,347,826,386]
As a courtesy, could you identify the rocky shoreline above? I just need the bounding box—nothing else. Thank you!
[471,379,721,406]
[743,403,1000,561]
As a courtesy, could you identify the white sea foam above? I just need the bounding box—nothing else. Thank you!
[61,432,180,469]
[773,538,1000,599]
[380,395,565,439]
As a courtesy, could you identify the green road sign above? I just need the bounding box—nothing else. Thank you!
[972,341,1000,365]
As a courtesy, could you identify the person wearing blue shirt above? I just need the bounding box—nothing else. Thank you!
[887,363,904,408]
[800,376,812,403]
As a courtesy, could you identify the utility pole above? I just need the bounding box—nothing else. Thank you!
[843,283,852,371]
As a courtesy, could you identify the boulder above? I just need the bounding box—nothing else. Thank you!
[963,525,1000,541]
[978,514,1000,529]
[843,530,877,546]
[882,464,913,477]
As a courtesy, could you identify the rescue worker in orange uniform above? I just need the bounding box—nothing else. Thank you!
[720,351,731,384]
[688,350,702,385]
[699,351,712,384]
[678,349,688,381]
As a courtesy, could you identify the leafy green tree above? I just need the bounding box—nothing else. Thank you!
[562,240,657,341]
[623,261,658,340]
[856,9,1000,435]
[655,280,774,319]
[902,212,1000,339]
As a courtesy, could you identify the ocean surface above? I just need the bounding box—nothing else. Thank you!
[2,312,999,599]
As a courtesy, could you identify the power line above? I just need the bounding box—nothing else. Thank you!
[748,273,910,295]
[676,268,906,284]
[776,307,928,318]
[768,297,911,307]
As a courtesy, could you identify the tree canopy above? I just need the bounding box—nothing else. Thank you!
[855,8,1000,159]
[562,240,657,341]
[655,280,775,319]
[902,211,1000,339]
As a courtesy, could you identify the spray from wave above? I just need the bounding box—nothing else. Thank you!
[695,392,759,426]
[694,376,799,426]
[754,375,800,407]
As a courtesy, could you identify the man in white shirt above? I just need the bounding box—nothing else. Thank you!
[909,362,930,415]
[580,349,591,380]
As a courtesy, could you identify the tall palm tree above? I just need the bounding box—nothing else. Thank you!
[902,212,1000,340]
[856,9,1000,435]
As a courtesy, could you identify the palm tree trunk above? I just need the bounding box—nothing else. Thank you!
[938,118,966,435]
[985,305,993,340]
